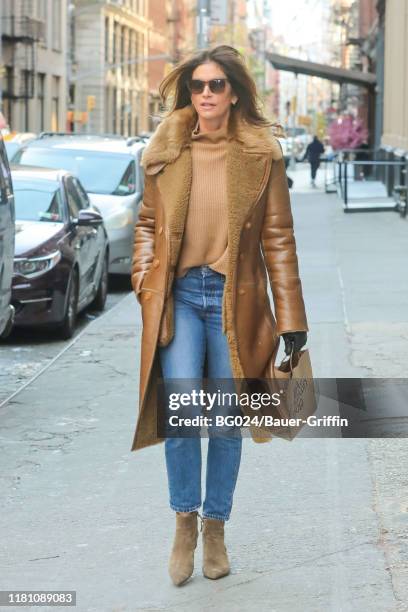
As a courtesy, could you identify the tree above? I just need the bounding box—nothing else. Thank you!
[328,114,368,150]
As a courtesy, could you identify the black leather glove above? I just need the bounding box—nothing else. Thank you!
[281,331,307,356]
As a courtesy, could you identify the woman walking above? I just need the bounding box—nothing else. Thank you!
[130,45,308,586]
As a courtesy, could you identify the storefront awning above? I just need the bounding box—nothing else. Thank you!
[266,52,376,88]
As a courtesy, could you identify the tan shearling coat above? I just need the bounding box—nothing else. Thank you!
[130,103,308,452]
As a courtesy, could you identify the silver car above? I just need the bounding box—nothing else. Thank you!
[12,135,145,275]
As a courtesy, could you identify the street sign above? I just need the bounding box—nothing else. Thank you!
[210,0,228,26]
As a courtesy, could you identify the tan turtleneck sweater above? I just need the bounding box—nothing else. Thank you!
[175,119,229,278]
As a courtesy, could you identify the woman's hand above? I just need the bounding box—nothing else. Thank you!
[281,331,307,355]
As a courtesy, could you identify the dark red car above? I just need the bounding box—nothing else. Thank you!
[11,165,109,339]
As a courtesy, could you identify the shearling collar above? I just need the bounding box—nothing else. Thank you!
[141,104,284,174]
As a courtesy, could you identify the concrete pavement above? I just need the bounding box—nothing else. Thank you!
[1,175,408,611]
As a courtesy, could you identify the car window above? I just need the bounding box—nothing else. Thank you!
[5,141,21,160]
[112,160,136,196]
[72,177,89,209]
[12,178,64,222]
[65,177,85,219]
[15,147,137,195]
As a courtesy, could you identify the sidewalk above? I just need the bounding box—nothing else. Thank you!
[290,162,408,378]
[1,179,408,611]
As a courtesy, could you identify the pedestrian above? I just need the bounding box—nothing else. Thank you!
[130,44,308,586]
[302,134,325,187]
[355,140,371,179]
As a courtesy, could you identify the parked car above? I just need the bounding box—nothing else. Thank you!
[4,132,37,161]
[0,136,15,338]
[11,135,145,275]
[10,165,109,339]
[136,131,153,144]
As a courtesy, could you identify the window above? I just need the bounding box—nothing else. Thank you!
[22,0,35,15]
[113,87,118,132]
[113,161,136,196]
[104,86,110,132]
[113,22,118,64]
[128,104,132,136]
[17,147,137,196]
[2,66,13,126]
[22,70,32,131]
[120,94,125,135]
[133,90,139,133]
[121,26,126,66]
[36,0,47,46]
[135,32,139,78]
[3,1,13,22]
[37,0,47,20]
[52,0,61,51]
[131,31,136,79]
[104,17,110,63]
[125,28,130,77]
[51,76,60,131]
[37,73,45,132]
[13,178,64,223]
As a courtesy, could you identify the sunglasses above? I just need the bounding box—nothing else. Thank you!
[187,78,229,94]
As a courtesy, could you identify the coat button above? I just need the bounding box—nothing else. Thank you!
[238,288,246,295]
[143,292,152,300]
[158,226,163,235]
[244,221,252,229]
[153,258,160,268]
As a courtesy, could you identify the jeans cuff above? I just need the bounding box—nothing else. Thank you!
[170,503,201,513]
[202,512,230,521]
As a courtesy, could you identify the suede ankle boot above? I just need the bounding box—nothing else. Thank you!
[202,517,230,579]
[168,511,199,586]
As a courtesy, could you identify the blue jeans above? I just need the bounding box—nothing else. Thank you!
[158,265,242,521]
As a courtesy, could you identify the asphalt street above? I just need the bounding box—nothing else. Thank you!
[0,276,131,406]
[1,166,408,611]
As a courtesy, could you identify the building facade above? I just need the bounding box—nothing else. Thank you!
[146,0,196,132]
[382,0,408,152]
[70,0,150,136]
[0,0,67,133]
[146,0,169,131]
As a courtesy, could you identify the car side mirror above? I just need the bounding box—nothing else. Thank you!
[74,209,104,226]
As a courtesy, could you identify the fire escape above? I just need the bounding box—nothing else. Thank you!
[1,15,45,100]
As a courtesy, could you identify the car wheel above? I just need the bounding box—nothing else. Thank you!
[90,251,109,312]
[58,269,78,340]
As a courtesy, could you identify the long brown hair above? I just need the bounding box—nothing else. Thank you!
[158,44,276,128]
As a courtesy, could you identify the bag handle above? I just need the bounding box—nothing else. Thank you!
[282,344,295,379]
